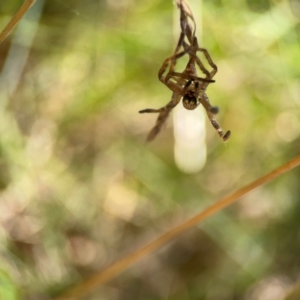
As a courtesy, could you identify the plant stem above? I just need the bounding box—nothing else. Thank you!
[55,154,300,300]
[0,0,36,43]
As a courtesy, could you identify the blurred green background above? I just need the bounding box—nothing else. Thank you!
[0,0,300,299]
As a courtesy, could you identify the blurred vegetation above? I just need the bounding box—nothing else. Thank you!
[0,0,300,299]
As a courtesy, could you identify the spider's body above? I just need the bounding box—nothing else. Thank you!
[183,90,198,110]
[139,1,230,142]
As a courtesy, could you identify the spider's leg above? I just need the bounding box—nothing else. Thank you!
[172,0,196,56]
[177,0,196,44]
[185,22,194,45]
[159,49,190,84]
[195,47,218,78]
[139,93,181,141]
[177,5,195,49]
[189,52,211,79]
[194,82,218,113]
[174,22,194,54]
[163,75,203,99]
[200,94,230,141]
[158,57,172,83]
[182,37,199,57]
[182,43,217,81]
[139,92,181,115]
[173,2,187,54]
[171,72,215,83]
[174,30,186,55]
[182,37,212,78]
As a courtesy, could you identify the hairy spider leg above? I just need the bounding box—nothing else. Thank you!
[173,3,195,54]
[159,48,213,90]
[139,79,198,141]
[172,0,197,55]
[195,47,218,78]
[177,0,195,33]
[181,41,217,79]
[139,79,193,115]
[200,94,231,141]
[168,72,214,84]
[158,51,186,84]
[139,93,182,141]
[194,82,219,114]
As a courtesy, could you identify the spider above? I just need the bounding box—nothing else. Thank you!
[139,1,230,142]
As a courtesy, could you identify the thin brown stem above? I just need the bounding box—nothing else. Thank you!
[0,0,36,44]
[54,154,300,300]
[283,281,300,300]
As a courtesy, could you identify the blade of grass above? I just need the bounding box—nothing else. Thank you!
[0,0,36,44]
[54,154,300,300]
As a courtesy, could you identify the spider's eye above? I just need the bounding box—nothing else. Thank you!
[183,94,198,110]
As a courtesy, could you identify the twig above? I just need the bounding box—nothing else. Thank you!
[0,0,36,44]
[283,281,300,300]
[54,154,300,300]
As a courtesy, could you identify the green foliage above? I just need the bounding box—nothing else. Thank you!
[0,0,299,299]
[0,270,18,300]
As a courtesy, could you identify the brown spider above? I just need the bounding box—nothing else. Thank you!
[139,1,230,142]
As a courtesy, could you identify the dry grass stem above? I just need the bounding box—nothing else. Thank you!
[0,0,36,44]
[55,154,300,300]
[283,281,300,300]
